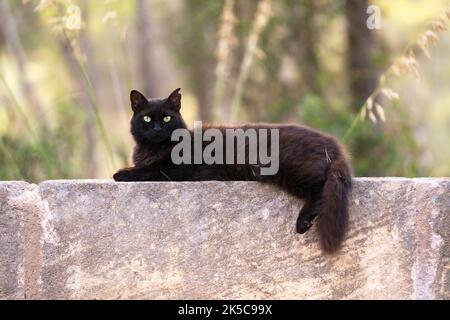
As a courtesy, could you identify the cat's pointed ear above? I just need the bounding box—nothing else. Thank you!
[130,90,147,113]
[167,88,181,111]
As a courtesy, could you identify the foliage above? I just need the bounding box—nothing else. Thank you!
[0,0,449,181]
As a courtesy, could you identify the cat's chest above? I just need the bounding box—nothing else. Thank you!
[132,145,171,167]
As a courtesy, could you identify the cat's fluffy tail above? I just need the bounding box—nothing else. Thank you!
[316,157,352,253]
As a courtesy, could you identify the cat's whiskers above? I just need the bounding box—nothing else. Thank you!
[159,170,172,181]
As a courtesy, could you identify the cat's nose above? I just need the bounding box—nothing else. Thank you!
[153,125,162,132]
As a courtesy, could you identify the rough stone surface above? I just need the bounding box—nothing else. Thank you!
[0,182,30,299]
[0,178,449,299]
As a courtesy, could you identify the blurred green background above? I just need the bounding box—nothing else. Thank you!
[0,0,449,182]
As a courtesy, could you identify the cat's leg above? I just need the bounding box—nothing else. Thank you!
[127,164,198,181]
[114,164,248,182]
[155,164,238,181]
[113,166,165,181]
[114,164,204,182]
[296,194,320,234]
[156,164,222,181]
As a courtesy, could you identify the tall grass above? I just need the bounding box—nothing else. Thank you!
[0,0,122,181]
[342,8,450,143]
[0,73,59,179]
[61,29,117,172]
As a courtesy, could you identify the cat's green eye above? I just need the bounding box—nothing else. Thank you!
[143,115,151,123]
[163,116,171,123]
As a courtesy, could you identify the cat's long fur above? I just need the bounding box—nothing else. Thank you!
[114,89,353,253]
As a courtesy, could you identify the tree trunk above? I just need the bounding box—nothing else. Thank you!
[136,0,157,97]
[164,0,217,122]
[345,0,378,110]
[286,0,321,95]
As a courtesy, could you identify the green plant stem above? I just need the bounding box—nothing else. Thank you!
[342,81,384,144]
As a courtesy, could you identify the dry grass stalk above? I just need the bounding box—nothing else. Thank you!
[212,0,238,122]
[343,8,450,142]
[229,0,272,123]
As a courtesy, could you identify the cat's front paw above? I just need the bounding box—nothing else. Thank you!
[113,169,134,181]
[296,218,313,234]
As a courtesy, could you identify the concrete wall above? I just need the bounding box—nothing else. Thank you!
[0,178,448,300]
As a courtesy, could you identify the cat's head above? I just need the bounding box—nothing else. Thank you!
[129,88,187,144]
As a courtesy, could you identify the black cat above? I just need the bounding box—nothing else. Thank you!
[113,88,353,253]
